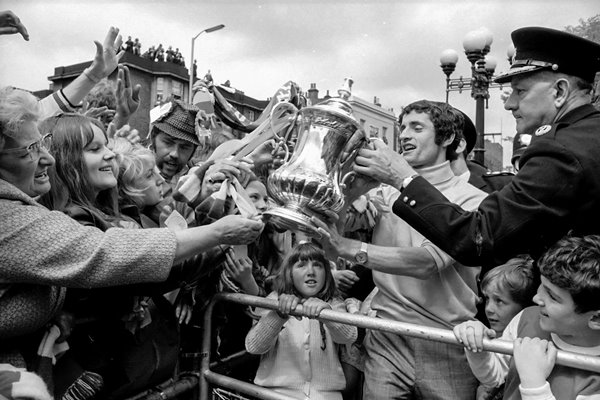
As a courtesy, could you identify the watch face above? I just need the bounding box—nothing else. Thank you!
[355,251,368,264]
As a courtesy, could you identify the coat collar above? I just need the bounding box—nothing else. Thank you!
[556,103,599,126]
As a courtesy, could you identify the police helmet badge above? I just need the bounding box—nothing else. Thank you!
[535,125,552,136]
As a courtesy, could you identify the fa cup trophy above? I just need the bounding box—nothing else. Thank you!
[263,78,367,234]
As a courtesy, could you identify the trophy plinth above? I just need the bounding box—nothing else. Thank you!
[263,206,321,235]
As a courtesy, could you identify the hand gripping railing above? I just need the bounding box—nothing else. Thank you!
[200,292,600,400]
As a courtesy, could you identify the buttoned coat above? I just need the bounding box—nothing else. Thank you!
[393,104,600,268]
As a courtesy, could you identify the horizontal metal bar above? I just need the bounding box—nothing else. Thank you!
[204,370,297,400]
[217,292,600,374]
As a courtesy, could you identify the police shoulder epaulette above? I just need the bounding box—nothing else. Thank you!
[483,171,515,177]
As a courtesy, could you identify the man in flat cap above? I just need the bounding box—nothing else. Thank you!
[150,99,201,185]
[347,26,600,268]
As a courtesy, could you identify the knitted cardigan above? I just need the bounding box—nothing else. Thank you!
[0,178,177,343]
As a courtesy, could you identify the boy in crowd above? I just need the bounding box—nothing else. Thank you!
[454,235,600,400]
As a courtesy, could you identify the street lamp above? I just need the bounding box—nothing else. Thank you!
[189,24,225,103]
[439,28,507,165]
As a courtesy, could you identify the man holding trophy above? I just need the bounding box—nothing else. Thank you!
[313,101,486,399]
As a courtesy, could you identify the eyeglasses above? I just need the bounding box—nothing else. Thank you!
[0,133,53,161]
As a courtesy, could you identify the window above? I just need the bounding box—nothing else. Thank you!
[369,125,379,138]
[382,126,388,141]
[172,81,182,99]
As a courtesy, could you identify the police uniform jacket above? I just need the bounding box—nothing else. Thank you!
[467,160,514,194]
[392,104,600,268]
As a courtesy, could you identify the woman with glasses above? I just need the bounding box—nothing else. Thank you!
[0,86,264,397]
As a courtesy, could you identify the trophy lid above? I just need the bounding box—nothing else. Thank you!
[304,77,357,124]
[337,77,353,100]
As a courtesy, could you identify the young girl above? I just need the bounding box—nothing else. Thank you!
[245,242,357,400]
[113,139,165,228]
[457,255,537,400]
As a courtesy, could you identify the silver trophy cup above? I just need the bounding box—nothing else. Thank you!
[264,94,366,234]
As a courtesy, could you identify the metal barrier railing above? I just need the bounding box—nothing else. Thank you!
[199,292,600,400]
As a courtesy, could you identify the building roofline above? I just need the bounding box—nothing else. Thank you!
[47,52,190,83]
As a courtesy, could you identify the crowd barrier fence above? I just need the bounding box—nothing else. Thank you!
[194,292,600,400]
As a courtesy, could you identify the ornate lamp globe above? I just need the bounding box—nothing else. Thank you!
[463,29,487,64]
[440,49,459,77]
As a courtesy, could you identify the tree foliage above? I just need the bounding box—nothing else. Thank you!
[565,14,600,109]
[564,14,600,43]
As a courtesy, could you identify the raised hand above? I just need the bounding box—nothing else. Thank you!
[310,213,347,261]
[0,10,29,40]
[353,138,415,189]
[85,26,124,82]
[112,65,141,128]
[113,124,141,145]
[83,106,115,122]
[224,248,254,285]
[332,269,360,293]
[453,320,496,352]
[200,159,254,200]
[513,337,557,388]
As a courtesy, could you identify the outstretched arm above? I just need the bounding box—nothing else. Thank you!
[39,27,123,118]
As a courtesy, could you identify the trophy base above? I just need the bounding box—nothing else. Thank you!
[263,207,321,236]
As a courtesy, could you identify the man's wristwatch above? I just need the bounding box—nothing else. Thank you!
[354,242,369,264]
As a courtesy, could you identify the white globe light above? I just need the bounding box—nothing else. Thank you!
[507,43,516,60]
[478,27,494,47]
[485,56,497,71]
[440,48,459,65]
[463,30,487,52]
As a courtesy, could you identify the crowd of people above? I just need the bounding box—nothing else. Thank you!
[1,11,600,400]
[118,34,186,66]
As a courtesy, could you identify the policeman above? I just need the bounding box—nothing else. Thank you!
[353,26,600,268]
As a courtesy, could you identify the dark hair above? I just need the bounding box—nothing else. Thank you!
[275,242,337,301]
[399,100,463,161]
[38,113,118,216]
[534,70,593,93]
[538,235,600,313]
[481,255,536,308]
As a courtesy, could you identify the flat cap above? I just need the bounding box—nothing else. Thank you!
[152,99,200,145]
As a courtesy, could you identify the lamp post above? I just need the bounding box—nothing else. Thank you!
[439,28,508,165]
[189,24,225,103]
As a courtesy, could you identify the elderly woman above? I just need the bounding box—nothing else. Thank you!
[0,87,263,384]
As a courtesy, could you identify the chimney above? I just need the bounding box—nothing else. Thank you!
[374,96,381,106]
[307,83,319,106]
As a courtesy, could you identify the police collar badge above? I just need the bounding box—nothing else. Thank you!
[535,125,552,136]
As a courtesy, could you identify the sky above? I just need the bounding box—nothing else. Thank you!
[1,0,598,167]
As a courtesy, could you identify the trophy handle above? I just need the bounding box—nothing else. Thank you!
[339,171,357,191]
[270,102,298,163]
